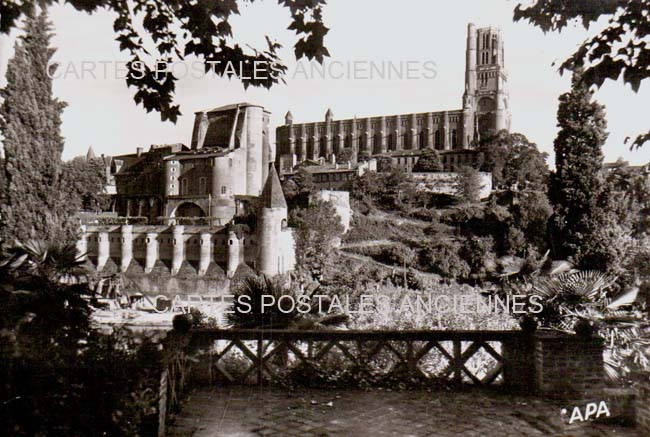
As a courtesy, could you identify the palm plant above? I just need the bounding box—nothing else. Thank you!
[0,239,92,356]
[227,275,348,329]
[505,270,650,381]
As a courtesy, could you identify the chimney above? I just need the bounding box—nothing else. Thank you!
[136,147,143,157]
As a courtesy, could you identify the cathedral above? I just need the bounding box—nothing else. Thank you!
[275,23,511,172]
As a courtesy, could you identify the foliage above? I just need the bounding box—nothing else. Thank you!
[506,270,650,380]
[454,165,483,204]
[283,167,315,208]
[61,157,108,212]
[413,148,443,172]
[605,162,650,237]
[336,147,354,163]
[289,199,345,281]
[349,167,418,212]
[227,275,348,329]
[0,12,76,245]
[478,130,550,190]
[459,235,496,283]
[419,240,470,281]
[349,283,517,331]
[0,1,330,122]
[548,70,614,270]
[506,190,553,255]
[343,212,428,245]
[378,243,418,268]
[0,240,162,436]
[514,0,650,148]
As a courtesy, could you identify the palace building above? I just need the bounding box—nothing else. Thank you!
[275,23,511,172]
[80,103,296,296]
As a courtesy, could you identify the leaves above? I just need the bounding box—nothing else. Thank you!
[0,11,78,245]
[514,0,650,147]
[0,0,330,122]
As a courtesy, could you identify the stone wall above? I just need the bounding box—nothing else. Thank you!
[412,171,493,199]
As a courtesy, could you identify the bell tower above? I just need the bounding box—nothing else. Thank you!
[462,23,510,145]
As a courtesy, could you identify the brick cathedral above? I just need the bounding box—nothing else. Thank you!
[275,23,511,172]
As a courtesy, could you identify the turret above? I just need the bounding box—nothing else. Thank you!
[120,225,133,272]
[86,146,96,161]
[285,110,293,125]
[227,230,241,278]
[256,165,289,276]
[325,108,334,122]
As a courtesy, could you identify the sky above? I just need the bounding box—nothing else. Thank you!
[0,0,649,166]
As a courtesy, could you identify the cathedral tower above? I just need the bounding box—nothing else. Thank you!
[463,23,510,144]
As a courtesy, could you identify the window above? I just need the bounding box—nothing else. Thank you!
[199,177,207,194]
[228,158,232,167]
[221,186,227,195]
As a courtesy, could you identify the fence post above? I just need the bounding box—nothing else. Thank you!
[257,333,263,385]
[158,369,168,437]
[453,340,462,383]
[501,327,535,392]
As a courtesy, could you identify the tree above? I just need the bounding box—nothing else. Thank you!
[478,130,549,190]
[420,240,470,281]
[605,162,650,236]
[289,199,345,281]
[459,235,496,283]
[0,11,76,245]
[455,166,483,204]
[413,148,443,172]
[61,157,109,212]
[514,0,650,148]
[336,147,354,163]
[549,71,613,269]
[0,2,330,122]
[508,190,553,255]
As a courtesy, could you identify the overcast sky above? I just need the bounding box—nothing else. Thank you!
[1,0,648,165]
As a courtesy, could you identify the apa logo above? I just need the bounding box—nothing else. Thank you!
[561,401,611,424]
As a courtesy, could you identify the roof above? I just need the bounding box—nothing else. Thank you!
[260,165,287,209]
[197,102,267,114]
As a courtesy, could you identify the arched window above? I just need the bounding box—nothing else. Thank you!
[373,133,382,152]
[418,131,426,149]
[451,129,458,148]
[434,130,442,149]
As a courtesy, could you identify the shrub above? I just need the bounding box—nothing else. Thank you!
[378,244,418,268]
[407,207,440,222]
[459,235,496,282]
[419,240,470,281]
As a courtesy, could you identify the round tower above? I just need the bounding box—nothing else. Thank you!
[120,224,133,272]
[245,105,265,196]
[256,165,288,276]
[211,155,236,223]
[226,230,241,278]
